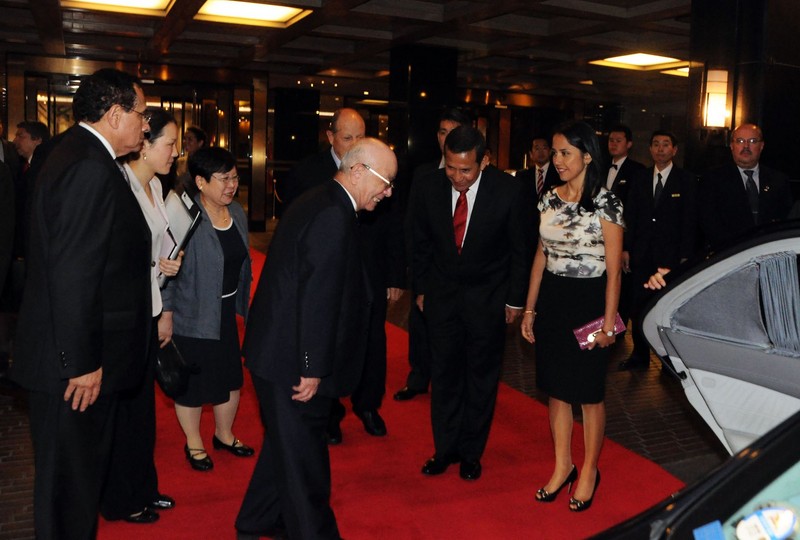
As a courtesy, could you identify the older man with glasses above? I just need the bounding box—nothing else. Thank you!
[237,138,397,540]
[10,67,152,539]
[699,123,793,253]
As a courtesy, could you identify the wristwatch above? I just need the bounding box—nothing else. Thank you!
[603,329,614,337]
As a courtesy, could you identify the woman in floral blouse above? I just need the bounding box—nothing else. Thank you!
[521,121,624,513]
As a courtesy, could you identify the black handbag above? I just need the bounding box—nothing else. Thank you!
[155,340,194,398]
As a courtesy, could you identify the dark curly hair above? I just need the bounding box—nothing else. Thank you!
[72,68,142,124]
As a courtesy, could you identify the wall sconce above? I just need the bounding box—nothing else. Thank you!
[704,69,729,128]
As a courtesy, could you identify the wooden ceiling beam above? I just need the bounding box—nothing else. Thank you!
[142,0,207,61]
[30,0,65,56]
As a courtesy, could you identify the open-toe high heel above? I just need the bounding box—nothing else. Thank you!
[569,470,600,512]
[535,465,577,503]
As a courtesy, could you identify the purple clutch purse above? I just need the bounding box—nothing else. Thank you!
[573,313,625,350]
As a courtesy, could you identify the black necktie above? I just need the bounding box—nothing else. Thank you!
[744,169,759,223]
[653,172,663,204]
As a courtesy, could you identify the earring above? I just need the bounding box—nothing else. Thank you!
[143,153,148,161]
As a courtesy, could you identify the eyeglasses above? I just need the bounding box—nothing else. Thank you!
[125,107,152,123]
[211,173,240,185]
[733,137,762,145]
[354,163,394,189]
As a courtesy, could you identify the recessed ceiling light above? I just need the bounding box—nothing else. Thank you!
[60,0,171,16]
[590,53,687,72]
[604,53,679,66]
[661,67,690,77]
[196,1,311,28]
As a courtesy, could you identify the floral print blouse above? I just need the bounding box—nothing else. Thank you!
[538,187,625,278]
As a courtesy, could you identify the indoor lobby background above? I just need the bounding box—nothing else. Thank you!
[2,0,799,231]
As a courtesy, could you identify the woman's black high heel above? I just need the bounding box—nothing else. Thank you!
[569,470,600,512]
[535,465,577,502]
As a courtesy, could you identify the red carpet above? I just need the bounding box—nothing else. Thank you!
[99,249,684,539]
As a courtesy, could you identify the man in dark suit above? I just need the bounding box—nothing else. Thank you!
[605,124,646,327]
[236,138,397,540]
[9,68,152,539]
[412,126,530,481]
[394,107,472,402]
[605,124,646,201]
[277,108,402,442]
[0,119,21,182]
[516,135,561,200]
[700,123,792,252]
[621,131,697,370]
[12,121,50,260]
[276,107,364,207]
[516,135,562,266]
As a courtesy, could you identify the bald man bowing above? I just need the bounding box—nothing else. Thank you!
[236,138,397,540]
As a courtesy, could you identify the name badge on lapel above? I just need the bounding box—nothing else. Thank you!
[671,193,681,198]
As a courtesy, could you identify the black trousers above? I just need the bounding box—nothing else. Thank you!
[28,390,117,540]
[404,302,432,391]
[100,319,159,519]
[630,267,657,359]
[237,374,341,540]
[428,314,504,462]
[331,293,387,418]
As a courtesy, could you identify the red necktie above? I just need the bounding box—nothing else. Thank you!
[22,161,30,174]
[536,168,544,195]
[453,189,468,254]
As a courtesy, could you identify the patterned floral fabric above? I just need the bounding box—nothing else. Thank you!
[538,187,625,278]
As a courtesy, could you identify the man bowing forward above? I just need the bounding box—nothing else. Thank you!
[236,138,397,540]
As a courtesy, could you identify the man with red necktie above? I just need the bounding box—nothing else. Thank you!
[410,126,530,481]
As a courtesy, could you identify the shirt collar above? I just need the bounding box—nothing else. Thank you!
[79,122,117,160]
[330,146,342,170]
[654,162,673,179]
[611,156,627,168]
[335,181,358,211]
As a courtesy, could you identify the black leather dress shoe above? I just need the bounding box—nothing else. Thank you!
[459,460,482,481]
[124,507,160,524]
[421,455,458,476]
[327,403,346,445]
[618,355,650,371]
[212,435,255,457]
[393,386,427,401]
[147,493,175,510]
[327,419,343,445]
[237,526,289,540]
[355,410,387,436]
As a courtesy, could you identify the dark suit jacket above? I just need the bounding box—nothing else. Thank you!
[277,148,338,209]
[11,125,152,395]
[0,138,20,182]
[699,162,793,251]
[608,157,646,203]
[624,164,698,273]
[516,163,561,202]
[412,166,530,331]
[516,164,561,264]
[0,161,13,292]
[243,181,372,398]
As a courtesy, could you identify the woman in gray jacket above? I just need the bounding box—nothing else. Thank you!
[161,147,253,471]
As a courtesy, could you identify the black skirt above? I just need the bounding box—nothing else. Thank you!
[173,294,243,407]
[534,270,609,404]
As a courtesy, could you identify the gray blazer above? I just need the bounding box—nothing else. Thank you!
[162,194,251,339]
